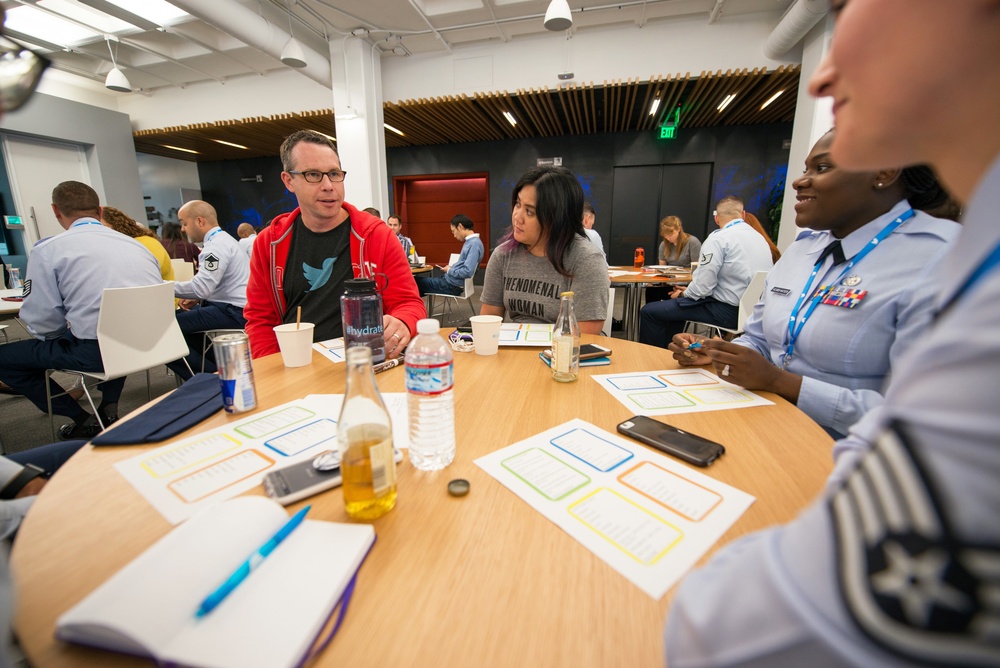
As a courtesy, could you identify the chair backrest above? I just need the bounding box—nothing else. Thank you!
[602,287,615,337]
[96,282,190,378]
[171,258,195,281]
[736,271,769,332]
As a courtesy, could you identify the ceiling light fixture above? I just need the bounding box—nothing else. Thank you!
[384,123,405,137]
[104,36,132,93]
[280,0,307,68]
[717,93,736,112]
[213,139,249,149]
[162,144,199,154]
[543,0,573,31]
[502,111,517,127]
[648,98,661,117]
[760,90,785,110]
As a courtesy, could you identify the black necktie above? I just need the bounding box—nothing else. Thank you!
[818,239,847,266]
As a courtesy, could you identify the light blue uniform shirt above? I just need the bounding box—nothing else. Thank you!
[666,157,1000,667]
[21,219,163,341]
[174,226,250,308]
[733,201,959,437]
[444,233,484,288]
[684,219,773,305]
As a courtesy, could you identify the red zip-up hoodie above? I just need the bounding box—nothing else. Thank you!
[244,202,425,358]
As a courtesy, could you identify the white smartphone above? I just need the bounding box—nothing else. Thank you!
[263,447,404,505]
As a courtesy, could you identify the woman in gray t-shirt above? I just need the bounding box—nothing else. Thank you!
[480,167,609,331]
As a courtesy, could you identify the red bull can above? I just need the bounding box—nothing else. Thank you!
[214,333,257,413]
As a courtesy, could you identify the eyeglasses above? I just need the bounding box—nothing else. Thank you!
[287,169,347,183]
[0,34,50,113]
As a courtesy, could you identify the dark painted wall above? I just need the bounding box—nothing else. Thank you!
[194,122,792,252]
[387,123,792,256]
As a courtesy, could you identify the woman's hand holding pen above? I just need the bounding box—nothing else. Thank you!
[668,333,712,366]
[694,339,803,404]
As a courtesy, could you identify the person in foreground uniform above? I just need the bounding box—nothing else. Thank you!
[665,2,1000,665]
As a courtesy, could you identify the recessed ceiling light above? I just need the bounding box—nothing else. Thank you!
[648,98,661,117]
[384,123,405,137]
[213,140,249,149]
[717,93,736,112]
[502,111,517,126]
[760,90,785,110]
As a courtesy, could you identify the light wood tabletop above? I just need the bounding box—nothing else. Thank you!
[11,334,833,667]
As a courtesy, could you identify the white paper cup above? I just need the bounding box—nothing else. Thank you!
[417,256,427,266]
[273,322,315,367]
[470,315,502,356]
[689,261,699,272]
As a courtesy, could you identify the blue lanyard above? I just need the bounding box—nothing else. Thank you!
[205,227,223,243]
[783,209,915,367]
[935,239,1000,319]
[70,220,103,229]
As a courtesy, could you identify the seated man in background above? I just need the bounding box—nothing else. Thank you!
[245,130,425,360]
[0,181,162,437]
[236,222,256,259]
[169,200,249,379]
[386,214,417,263]
[414,214,484,296]
[582,203,606,258]
[639,195,773,349]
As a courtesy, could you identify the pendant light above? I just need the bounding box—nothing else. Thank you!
[104,36,132,93]
[544,0,573,31]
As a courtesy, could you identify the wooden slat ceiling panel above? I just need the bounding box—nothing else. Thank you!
[133,66,800,161]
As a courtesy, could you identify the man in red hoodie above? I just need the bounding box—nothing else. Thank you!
[245,130,425,359]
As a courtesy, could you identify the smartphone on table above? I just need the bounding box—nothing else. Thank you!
[616,415,724,467]
[541,343,612,361]
[263,447,403,505]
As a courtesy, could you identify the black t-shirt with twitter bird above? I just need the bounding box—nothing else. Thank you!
[283,215,353,341]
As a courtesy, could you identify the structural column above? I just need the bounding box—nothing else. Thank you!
[330,35,389,216]
[776,16,834,251]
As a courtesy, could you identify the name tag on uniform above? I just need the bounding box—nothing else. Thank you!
[770,286,791,296]
[821,285,868,309]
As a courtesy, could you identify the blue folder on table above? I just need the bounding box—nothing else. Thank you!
[91,373,223,445]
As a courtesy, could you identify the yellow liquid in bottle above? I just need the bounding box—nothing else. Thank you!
[341,425,397,520]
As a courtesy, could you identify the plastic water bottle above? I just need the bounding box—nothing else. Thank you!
[405,318,455,471]
[341,278,386,363]
[8,267,21,291]
[552,291,580,382]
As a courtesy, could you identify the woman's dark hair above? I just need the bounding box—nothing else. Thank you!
[499,166,584,277]
[899,165,951,213]
[161,222,185,242]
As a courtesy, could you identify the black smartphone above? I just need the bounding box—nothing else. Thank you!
[542,343,612,361]
[616,416,724,467]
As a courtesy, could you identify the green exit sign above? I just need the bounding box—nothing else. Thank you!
[659,125,676,139]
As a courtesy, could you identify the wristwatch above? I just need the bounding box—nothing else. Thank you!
[0,464,47,500]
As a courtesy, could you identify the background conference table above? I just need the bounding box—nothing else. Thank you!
[609,267,692,341]
[12,334,833,667]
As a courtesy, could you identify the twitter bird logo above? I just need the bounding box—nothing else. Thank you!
[303,257,335,291]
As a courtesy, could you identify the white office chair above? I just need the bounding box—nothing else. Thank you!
[426,253,476,325]
[683,270,768,340]
[44,282,194,440]
[170,259,195,281]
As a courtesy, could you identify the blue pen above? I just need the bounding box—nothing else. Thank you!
[195,505,311,618]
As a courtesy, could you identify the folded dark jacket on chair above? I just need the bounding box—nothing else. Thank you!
[92,373,223,446]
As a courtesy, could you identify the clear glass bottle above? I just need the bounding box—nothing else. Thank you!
[552,291,580,382]
[337,346,397,519]
[405,318,455,470]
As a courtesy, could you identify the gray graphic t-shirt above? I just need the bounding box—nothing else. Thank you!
[480,235,609,323]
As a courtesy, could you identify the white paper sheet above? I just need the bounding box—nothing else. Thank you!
[116,393,410,524]
[475,418,755,599]
[312,337,345,364]
[591,368,773,416]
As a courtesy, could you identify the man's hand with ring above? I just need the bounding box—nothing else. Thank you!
[383,315,410,359]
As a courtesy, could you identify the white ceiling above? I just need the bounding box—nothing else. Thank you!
[4,0,796,94]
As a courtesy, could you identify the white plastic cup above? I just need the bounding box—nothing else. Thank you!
[470,315,503,356]
[273,322,316,367]
[689,261,699,272]
[417,256,427,266]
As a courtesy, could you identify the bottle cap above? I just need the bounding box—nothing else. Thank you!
[343,278,377,294]
[447,479,470,497]
[417,318,441,334]
[560,291,574,298]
